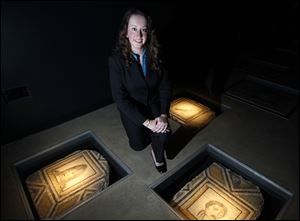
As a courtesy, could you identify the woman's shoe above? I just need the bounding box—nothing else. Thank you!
[155,161,167,173]
[151,149,167,173]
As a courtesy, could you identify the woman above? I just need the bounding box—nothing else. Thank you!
[108,8,171,173]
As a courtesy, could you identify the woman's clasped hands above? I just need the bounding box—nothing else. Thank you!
[144,115,170,133]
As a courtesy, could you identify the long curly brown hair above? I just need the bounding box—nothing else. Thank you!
[114,8,161,72]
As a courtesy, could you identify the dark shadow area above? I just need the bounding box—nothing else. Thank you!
[152,144,293,220]
[234,48,299,92]
[162,1,298,117]
[166,125,199,160]
[225,76,299,119]
[13,131,132,220]
[160,1,237,104]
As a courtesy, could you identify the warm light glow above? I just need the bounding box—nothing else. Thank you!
[172,102,203,120]
[170,163,264,220]
[26,150,109,219]
[47,155,98,196]
[170,98,215,127]
[53,164,88,191]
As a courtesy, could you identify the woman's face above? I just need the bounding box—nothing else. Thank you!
[127,14,148,53]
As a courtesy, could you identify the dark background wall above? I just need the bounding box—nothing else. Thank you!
[1,0,298,145]
[1,1,178,144]
[161,1,299,91]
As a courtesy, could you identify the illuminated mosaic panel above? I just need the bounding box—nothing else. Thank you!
[170,162,264,220]
[25,149,109,219]
[169,98,215,127]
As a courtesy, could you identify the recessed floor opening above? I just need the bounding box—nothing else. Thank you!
[13,131,132,219]
[151,144,293,220]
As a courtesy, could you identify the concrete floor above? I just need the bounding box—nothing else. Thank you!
[1,85,299,220]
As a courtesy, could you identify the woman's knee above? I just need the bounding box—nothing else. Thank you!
[151,131,171,141]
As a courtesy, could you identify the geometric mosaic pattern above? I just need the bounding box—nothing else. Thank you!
[26,149,109,219]
[170,162,264,220]
[169,97,215,128]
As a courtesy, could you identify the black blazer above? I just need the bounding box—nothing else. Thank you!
[109,52,171,125]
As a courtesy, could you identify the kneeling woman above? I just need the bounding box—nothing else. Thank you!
[108,8,171,173]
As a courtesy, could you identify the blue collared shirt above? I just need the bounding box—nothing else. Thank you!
[132,48,147,76]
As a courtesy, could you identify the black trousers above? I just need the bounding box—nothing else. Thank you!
[119,109,170,163]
